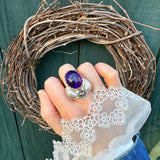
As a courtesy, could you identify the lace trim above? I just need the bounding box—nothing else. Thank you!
[52,87,129,160]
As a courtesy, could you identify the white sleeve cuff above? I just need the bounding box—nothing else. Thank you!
[93,140,134,160]
[51,87,151,160]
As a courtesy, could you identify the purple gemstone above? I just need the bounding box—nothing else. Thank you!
[65,70,82,89]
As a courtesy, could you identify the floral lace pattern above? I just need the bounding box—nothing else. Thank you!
[52,86,129,160]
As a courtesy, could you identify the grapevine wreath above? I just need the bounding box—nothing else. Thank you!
[0,0,156,132]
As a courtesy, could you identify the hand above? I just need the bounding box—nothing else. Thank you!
[38,62,121,136]
[38,62,151,159]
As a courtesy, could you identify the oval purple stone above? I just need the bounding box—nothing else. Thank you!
[65,70,82,89]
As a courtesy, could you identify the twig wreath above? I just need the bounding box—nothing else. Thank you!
[0,0,156,131]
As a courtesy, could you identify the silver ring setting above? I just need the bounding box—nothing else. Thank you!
[65,70,92,99]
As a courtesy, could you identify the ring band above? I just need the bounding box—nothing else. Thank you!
[65,70,92,99]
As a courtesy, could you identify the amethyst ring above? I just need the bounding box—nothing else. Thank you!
[65,70,92,99]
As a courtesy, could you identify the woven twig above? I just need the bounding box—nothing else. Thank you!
[0,0,156,132]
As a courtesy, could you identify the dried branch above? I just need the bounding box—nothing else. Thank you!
[0,1,156,132]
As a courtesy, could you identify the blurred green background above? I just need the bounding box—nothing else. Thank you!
[0,0,160,159]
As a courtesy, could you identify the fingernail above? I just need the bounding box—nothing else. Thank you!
[38,90,45,101]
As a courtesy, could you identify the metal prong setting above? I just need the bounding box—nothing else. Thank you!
[65,78,92,99]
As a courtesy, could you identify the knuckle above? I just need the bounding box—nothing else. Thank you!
[78,62,93,70]
[95,62,102,67]
[108,70,119,79]
[41,110,50,121]
[59,63,71,71]
[58,63,74,75]
[67,109,86,120]
[44,77,57,88]
[41,107,55,123]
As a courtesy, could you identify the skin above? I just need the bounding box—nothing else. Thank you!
[38,62,121,136]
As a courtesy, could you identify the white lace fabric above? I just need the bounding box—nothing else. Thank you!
[49,86,151,160]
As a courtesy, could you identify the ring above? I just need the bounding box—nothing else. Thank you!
[65,70,92,99]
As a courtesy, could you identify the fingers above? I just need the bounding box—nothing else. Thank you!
[44,77,75,119]
[38,89,62,135]
[39,62,121,134]
[59,63,105,90]
[58,63,92,107]
[44,76,87,120]
[77,62,104,89]
[95,62,121,87]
